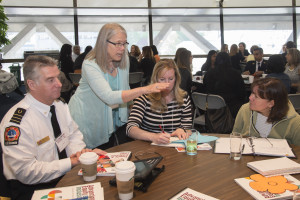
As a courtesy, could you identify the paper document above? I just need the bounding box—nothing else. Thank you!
[214,137,295,157]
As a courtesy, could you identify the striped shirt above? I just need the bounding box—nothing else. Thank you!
[126,94,192,135]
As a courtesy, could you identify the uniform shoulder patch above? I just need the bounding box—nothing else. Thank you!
[9,108,26,125]
[4,126,21,146]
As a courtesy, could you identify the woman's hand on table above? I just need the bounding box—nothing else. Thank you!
[152,132,171,144]
[171,128,189,140]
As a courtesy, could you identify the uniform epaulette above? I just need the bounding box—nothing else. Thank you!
[56,97,66,104]
[9,108,26,125]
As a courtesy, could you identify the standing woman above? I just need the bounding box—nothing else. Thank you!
[130,45,141,61]
[140,46,156,85]
[284,48,300,93]
[68,23,168,149]
[59,44,74,81]
[229,44,241,72]
[176,49,193,95]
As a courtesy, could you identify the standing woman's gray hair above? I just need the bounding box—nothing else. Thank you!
[86,23,128,71]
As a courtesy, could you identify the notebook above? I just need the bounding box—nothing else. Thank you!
[247,157,300,176]
[214,137,295,158]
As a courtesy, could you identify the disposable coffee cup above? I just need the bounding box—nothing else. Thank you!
[79,152,98,181]
[249,75,254,83]
[115,161,136,200]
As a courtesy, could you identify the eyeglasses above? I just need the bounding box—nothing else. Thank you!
[106,40,129,48]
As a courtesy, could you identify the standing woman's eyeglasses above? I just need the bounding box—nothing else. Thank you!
[106,40,129,48]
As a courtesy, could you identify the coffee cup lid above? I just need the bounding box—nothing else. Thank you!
[115,161,136,173]
[79,152,98,164]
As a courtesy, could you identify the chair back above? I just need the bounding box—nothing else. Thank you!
[69,73,81,85]
[129,72,143,85]
[192,92,226,111]
[288,94,300,112]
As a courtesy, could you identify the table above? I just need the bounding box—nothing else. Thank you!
[56,135,300,200]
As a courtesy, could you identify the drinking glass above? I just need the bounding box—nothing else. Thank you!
[230,132,242,160]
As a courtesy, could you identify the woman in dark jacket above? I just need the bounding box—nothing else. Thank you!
[201,50,217,72]
[176,49,193,95]
[59,44,74,81]
[140,46,156,85]
[203,52,246,118]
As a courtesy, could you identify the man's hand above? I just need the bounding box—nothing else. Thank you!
[70,151,81,168]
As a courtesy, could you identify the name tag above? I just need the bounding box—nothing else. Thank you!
[55,133,69,153]
[37,136,50,146]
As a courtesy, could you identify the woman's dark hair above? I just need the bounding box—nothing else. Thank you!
[214,52,232,71]
[251,77,289,123]
[59,44,72,61]
[150,45,159,55]
[84,45,93,53]
[267,54,285,73]
[174,47,187,63]
[142,46,155,62]
[239,42,246,49]
[177,49,192,72]
[286,41,296,49]
[204,50,217,69]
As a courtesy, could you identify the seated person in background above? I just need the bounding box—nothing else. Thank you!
[201,50,217,72]
[246,45,259,62]
[284,48,300,94]
[243,47,267,76]
[266,54,291,93]
[238,42,250,62]
[203,52,246,118]
[151,45,160,63]
[58,71,73,103]
[72,45,81,62]
[0,55,106,200]
[126,59,192,144]
[74,45,93,73]
[233,77,300,146]
[282,41,296,65]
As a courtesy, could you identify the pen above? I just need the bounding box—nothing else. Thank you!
[159,125,165,133]
[241,144,245,154]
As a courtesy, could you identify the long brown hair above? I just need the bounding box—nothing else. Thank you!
[229,44,238,56]
[287,48,300,66]
[251,77,289,123]
[86,23,128,72]
[148,59,186,113]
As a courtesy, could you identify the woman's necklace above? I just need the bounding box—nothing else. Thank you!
[161,102,174,133]
[109,66,116,74]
